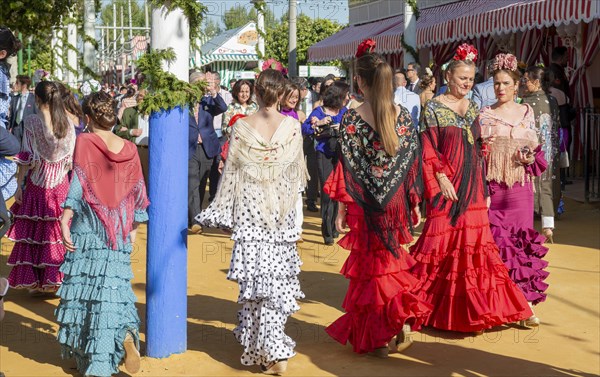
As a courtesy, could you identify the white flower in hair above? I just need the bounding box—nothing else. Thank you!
[425,67,433,76]
[466,52,476,61]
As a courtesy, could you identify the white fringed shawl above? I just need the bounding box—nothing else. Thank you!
[203,116,308,230]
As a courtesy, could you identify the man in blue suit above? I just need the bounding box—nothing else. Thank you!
[188,71,227,233]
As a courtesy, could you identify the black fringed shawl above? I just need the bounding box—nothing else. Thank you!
[338,107,422,258]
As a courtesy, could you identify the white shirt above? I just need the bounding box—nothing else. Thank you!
[213,88,233,137]
[303,90,313,115]
[394,87,421,130]
[135,114,150,146]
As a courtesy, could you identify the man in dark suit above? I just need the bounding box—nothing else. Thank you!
[405,62,423,95]
[188,71,227,233]
[9,75,36,143]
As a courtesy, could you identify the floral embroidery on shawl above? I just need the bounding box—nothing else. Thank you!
[339,108,422,257]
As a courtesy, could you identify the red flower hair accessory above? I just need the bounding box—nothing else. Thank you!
[493,53,518,72]
[453,43,478,62]
[356,39,376,58]
[262,58,288,76]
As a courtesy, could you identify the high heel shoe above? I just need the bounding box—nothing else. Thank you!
[390,324,414,353]
[519,302,541,328]
[261,359,288,375]
[542,228,554,244]
[123,332,141,374]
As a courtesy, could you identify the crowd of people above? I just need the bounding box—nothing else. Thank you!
[0,23,576,377]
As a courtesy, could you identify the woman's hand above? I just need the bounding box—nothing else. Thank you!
[218,160,225,174]
[411,205,422,228]
[437,173,458,202]
[515,148,535,165]
[482,135,496,146]
[14,187,22,205]
[60,210,76,252]
[335,205,349,234]
[486,196,491,209]
[317,116,332,127]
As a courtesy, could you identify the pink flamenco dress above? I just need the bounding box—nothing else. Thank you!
[478,105,550,306]
[324,108,432,353]
[6,114,75,291]
[409,99,532,333]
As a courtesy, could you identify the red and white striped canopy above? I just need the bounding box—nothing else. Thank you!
[417,0,599,47]
[308,0,599,62]
[308,15,402,62]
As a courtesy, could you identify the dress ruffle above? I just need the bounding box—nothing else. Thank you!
[228,239,304,366]
[323,162,431,353]
[55,233,140,377]
[489,220,549,305]
[6,179,68,289]
[410,205,533,332]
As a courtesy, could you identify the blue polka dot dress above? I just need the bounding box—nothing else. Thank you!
[55,171,148,377]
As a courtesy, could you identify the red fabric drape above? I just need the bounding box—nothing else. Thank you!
[517,28,545,66]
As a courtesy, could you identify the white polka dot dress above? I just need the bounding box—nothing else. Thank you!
[198,118,307,368]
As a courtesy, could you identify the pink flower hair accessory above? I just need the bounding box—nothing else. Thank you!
[453,43,478,63]
[493,53,518,72]
[262,58,288,76]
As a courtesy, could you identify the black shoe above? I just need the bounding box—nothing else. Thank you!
[306,204,319,212]
[333,231,340,238]
[324,238,334,245]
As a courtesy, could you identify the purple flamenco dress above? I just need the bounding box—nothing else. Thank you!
[478,105,549,306]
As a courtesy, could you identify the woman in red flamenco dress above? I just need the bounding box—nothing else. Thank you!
[409,44,533,334]
[324,51,432,357]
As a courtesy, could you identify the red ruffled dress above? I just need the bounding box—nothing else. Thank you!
[409,99,532,332]
[6,115,75,290]
[324,108,432,353]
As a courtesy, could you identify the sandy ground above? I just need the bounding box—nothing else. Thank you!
[0,196,599,377]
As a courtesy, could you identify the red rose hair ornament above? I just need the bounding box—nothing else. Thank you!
[356,39,376,58]
[453,43,478,63]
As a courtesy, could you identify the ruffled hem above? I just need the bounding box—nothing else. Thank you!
[410,240,533,332]
[56,241,139,377]
[234,303,297,366]
[7,241,66,266]
[228,241,304,314]
[490,221,549,305]
[337,212,413,253]
[8,264,63,289]
[6,217,63,245]
[326,288,432,353]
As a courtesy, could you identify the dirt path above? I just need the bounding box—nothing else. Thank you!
[1,197,599,376]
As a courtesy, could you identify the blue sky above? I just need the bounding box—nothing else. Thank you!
[102,0,349,28]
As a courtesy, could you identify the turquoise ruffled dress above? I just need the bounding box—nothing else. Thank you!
[55,171,148,377]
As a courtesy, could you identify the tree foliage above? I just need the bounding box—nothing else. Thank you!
[203,18,222,39]
[264,14,343,67]
[100,0,146,30]
[223,4,275,31]
[0,0,76,37]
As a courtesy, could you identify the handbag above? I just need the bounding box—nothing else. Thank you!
[559,151,570,168]
[314,124,339,141]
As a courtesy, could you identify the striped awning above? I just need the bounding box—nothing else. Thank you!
[308,15,402,62]
[196,53,258,67]
[417,0,600,47]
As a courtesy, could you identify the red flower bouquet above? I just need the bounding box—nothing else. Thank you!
[262,58,288,75]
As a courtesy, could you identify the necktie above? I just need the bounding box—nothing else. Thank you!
[15,95,24,125]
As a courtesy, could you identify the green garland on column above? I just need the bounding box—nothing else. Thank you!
[252,0,267,60]
[407,0,420,20]
[401,34,419,63]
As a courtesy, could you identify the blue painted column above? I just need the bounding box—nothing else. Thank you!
[146,107,189,357]
[146,5,190,358]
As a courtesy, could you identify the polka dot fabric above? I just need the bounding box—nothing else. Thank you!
[199,176,304,367]
[55,172,147,377]
[6,177,70,289]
